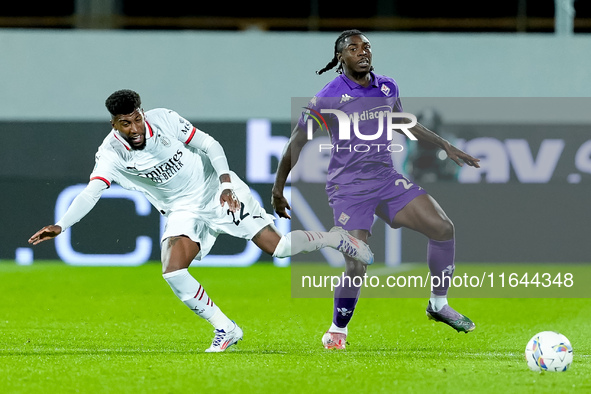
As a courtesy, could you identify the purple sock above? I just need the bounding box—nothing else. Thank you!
[428,238,455,296]
[333,279,361,328]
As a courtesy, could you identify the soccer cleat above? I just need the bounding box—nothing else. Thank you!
[322,331,347,350]
[330,226,374,265]
[426,302,475,333]
[205,321,243,352]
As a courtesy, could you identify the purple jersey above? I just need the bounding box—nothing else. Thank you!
[299,72,404,192]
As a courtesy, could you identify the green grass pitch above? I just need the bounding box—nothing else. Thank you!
[0,261,589,393]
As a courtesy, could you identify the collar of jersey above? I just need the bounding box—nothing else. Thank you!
[340,72,379,90]
[112,120,154,151]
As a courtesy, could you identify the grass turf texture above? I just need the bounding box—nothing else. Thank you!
[0,262,589,393]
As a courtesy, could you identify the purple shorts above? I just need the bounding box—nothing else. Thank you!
[327,173,426,233]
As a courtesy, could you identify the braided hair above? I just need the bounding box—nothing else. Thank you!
[316,29,373,75]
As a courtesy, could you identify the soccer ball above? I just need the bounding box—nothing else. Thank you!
[525,331,573,372]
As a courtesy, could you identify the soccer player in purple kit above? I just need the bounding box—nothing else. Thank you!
[272,30,481,349]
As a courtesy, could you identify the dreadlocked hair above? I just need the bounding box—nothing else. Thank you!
[316,29,368,75]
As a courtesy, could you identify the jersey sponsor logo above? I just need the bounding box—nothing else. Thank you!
[179,117,192,135]
[348,106,393,123]
[137,149,184,183]
[340,94,354,103]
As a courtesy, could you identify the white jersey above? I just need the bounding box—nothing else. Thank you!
[55,107,274,253]
[90,108,220,215]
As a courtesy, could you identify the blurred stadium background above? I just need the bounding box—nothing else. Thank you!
[1,0,590,266]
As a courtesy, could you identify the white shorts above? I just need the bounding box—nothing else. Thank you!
[161,174,275,260]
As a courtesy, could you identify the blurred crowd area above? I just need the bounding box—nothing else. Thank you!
[0,0,589,33]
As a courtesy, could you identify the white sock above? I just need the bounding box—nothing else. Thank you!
[163,268,232,330]
[273,230,341,258]
[207,308,235,332]
[429,293,448,312]
[329,322,348,335]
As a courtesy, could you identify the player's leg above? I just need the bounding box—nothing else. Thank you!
[335,229,369,328]
[252,223,373,265]
[321,228,369,349]
[160,218,242,352]
[392,193,455,301]
[392,194,475,333]
[222,174,374,348]
[392,193,454,241]
[226,173,373,264]
[318,193,379,349]
[161,236,229,326]
[251,223,368,349]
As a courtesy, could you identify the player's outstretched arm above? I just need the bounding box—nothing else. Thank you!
[28,225,62,245]
[28,179,107,246]
[272,125,309,219]
[408,122,481,168]
[444,143,481,168]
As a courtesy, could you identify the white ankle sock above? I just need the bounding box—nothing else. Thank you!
[206,308,234,331]
[329,323,348,335]
[163,268,231,330]
[429,293,448,312]
[273,230,341,258]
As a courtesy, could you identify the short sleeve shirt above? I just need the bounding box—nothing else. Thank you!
[298,72,403,188]
[90,108,219,214]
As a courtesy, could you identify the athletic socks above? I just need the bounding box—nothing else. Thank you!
[429,293,449,312]
[329,322,348,335]
[162,268,233,331]
[324,238,456,328]
[272,230,341,258]
[332,280,361,329]
[207,308,234,331]
[427,238,455,297]
[427,238,455,312]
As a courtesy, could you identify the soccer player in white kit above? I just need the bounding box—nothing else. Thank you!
[28,89,373,352]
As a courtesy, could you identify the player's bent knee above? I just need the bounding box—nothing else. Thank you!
[160,236,199,274]
[252,224,282,256]
[432,219,454,241]
[271,234,290,258]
